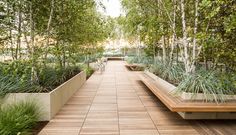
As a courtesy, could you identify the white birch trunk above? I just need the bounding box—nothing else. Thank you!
[190,0,199,73]
[44,0,54,62]
[180,0,191,73]
[162,36,167,63]
[7,2,15,60]
[29,1,38,83]
[169,0,176,64]
[16,0,22,60]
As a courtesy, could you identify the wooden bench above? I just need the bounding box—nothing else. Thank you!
[125,64,145,71]
[140,73,236,112]
[107,57,124,61]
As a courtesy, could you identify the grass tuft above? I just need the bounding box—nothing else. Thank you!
[0,101,40,135]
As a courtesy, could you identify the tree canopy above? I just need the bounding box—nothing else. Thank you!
[120,0,236,72]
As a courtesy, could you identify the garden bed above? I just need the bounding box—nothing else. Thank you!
[145,70,236,101]
[3,71,86,121]
[142,70,236,119]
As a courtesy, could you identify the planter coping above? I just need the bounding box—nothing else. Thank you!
[49,71,84,94]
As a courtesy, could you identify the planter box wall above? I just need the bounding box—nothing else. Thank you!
[181,92,236,101]
[178,112,236,119]
[3,71,86,121]
[144,70,176,93]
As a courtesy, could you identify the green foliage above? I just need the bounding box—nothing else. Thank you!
[120,0,236,71]
[149,61,184,85]
[0,0,108,97]
[0,75,42,98]
[0,101,40,135]
[198,0,236,70]
[38,66,81,91]
[149,60,236,102]
[150,61,236,102]
[0,61,81,97]
[176,70,236,103]
[0,0,109,74]
[0,60,32,81]
[125,56,153,65]
[0,61,42,97]
[121,0,236,102]
[80,65,94,79]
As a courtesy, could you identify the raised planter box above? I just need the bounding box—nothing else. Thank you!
[145,70,236,101]
[143,70,236,119]
[3,71,86,121]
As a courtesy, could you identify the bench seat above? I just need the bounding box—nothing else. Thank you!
[140,73,236,112]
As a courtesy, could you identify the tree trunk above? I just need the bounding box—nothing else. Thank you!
[180,0,190,73]
[190,0,199,73]
[169,0,176,65]
[23,29,30,54]
[10,30,14,60]
[7,2,15,60]
[16,0,22,60]
[44,0,55,66]
[62,43,66,68]
[30,1,38,84]
[176,44,179,63]
[162,36,167,63]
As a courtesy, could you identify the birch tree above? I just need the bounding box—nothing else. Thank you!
[16,0,22,59]
[180,0,202,73]
[44,0,54,65]
[169,0,177,64]
[190,0,200,72]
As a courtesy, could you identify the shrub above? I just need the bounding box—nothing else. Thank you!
[126,56,153,65]
[0,101,40,135]
[176,70,236,103]
[217,72,236,95]
[0,75,42,97]
[149,61,184,85]
[38,66,81,91]
[0,60,32,80]
[149,61,236,102]
[80,65,94,79]
[161,64,184,85]
[0,61,81,96]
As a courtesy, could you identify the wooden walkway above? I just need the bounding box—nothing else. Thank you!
[39,61,236,135]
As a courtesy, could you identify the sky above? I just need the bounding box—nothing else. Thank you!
[98,0,122,17]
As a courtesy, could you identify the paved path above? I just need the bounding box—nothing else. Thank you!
[39,61,236,135]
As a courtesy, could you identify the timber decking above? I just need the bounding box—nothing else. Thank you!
[39,61,236,135]
[141,73,236,112]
